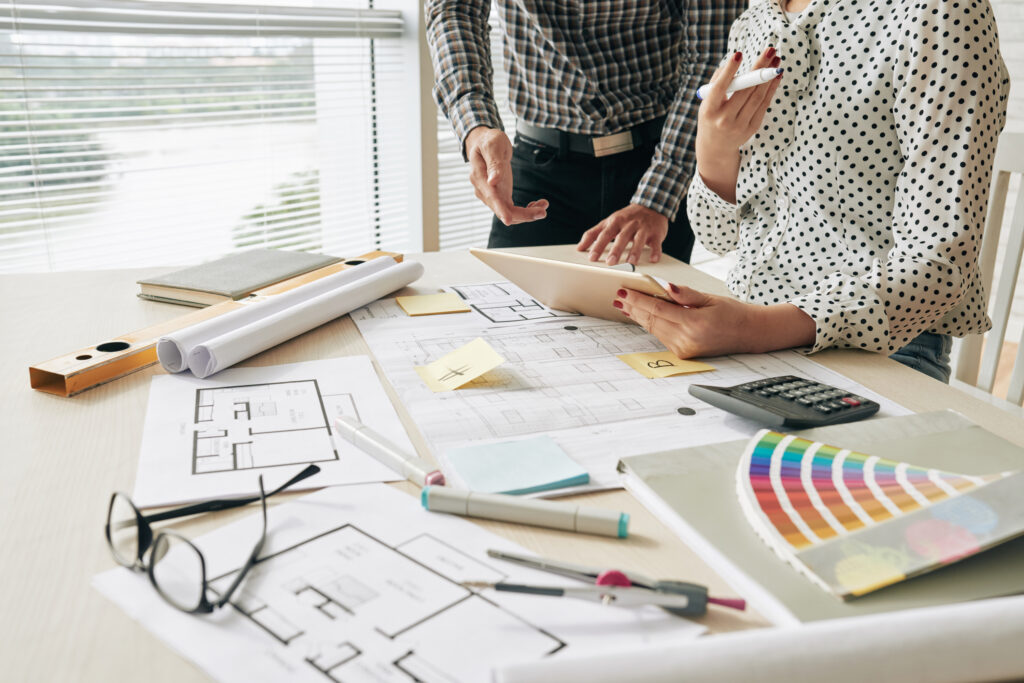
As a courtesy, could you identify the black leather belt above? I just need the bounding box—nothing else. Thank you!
[516,117,667,158]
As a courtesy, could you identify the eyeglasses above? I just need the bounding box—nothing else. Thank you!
[104,464,319,614]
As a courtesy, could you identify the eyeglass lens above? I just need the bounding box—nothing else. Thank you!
[108,493,141,567]
[151,533,206,612]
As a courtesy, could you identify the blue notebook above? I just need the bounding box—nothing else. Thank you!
[445,435,589,495]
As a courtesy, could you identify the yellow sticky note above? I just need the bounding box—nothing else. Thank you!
[617,351,715,379]
[396,292,472,316]
[415,337,505,392]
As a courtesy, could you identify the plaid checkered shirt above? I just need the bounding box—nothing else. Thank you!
[425,0,747,221]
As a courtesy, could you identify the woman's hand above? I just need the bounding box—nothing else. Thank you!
[615,284,816,358]
[695,47,782,204]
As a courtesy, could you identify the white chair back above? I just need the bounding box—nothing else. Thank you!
[951,132,1024,403]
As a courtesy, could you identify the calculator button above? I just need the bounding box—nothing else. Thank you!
[797,397,814,406]
[814,405,833,413]
[841,397,861,406]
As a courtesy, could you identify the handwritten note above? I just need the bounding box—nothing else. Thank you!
[617,351,715,379]
[396,292,472,316]
[415,337,505,392]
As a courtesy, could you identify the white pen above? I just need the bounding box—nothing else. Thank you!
[421,486,629,538]
[696,67,784,100]
[335,415,445,487]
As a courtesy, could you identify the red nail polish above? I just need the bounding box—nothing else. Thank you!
[623,312,630,317]
[613,300,623,309]
[733,51,742,63]
[616,289,627,298]
[669,283,679,294]
[766,47,776,59]
[772,56,781,67]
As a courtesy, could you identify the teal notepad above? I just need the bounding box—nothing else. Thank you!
[446,435,589,495]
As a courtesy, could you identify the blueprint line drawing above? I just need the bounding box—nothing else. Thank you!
[132,357,414,509]
[449,283,580,324]
[209,525,564,683]
[190,380,359,475]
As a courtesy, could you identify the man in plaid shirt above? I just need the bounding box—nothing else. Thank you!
[426,1,746,265]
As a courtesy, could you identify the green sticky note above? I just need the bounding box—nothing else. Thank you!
[446,435,589,495]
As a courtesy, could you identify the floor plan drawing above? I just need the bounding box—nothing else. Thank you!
[212,525,563,683]
[449,283,580,324]
[96,485,704,683]
[191,380,357,475]
[133,357,415,508]
[352,306,909,490]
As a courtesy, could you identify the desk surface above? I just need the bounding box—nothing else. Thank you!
[3,245,1023,682]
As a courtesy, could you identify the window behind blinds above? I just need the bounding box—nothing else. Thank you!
[435,9,514,252]
[0,0,411,272]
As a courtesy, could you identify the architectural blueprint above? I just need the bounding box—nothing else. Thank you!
[133,357,409,508]
[352,283,909,490]
[93,484,704,683]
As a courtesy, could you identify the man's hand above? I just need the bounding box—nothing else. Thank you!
[576,204,669,266]
[615,283,816,358]
[465,127,548,225]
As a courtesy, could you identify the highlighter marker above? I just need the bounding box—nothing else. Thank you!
[421,486,629,538]
[335,416,445,487]
[696,67,784,100]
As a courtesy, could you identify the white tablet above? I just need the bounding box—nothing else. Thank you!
[470,248,671,324]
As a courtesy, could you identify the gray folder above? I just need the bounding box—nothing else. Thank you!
[618,411,1024,623]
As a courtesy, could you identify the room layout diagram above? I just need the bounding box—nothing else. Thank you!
[192,380,357,475]
[448,283,581,323]
[209,525,564,683]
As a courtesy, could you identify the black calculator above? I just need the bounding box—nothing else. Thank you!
[688,375,880,429]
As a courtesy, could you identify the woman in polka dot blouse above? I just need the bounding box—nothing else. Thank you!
[615,0,1009,382]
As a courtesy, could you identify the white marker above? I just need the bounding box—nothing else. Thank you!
[696,67,784,100]
[335,416,445,487]
[421,486,629,538]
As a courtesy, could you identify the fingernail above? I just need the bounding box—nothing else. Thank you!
[669,283,679,293]
[613,300,623,309]
[733,51,742,63]
[772,56,781,67]
[616,289,627,298]
[766,47,776,59]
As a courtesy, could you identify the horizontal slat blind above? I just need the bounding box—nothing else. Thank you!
[436,9,515,252]
[1,0,411,272]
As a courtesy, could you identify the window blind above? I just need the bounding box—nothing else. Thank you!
[435,9,514,252]
[0,0,411,272]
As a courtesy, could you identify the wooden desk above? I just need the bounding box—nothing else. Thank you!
[3,245,1023,682]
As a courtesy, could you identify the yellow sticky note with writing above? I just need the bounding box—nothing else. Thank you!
[617,351,715,379]
[396,292,471,316]
[415,337,505,392]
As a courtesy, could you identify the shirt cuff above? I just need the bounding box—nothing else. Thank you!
[788,280,889,354]
[450,95,504,161]
[631,159,690,221]
[688,170,740,214]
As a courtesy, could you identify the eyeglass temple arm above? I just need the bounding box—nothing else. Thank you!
[214,479,269,608]
[143,464,320,524]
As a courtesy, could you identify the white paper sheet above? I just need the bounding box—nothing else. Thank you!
[352,282,909,492]
[495,594,1024,683]
[94,484,706,683]
[132,357,408,508]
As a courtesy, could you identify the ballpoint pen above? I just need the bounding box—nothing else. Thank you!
[478,548,746,617]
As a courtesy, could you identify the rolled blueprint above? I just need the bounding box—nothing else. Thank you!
[156,255,397,372]
[155,256,421,378]
[187,259,423,378]
[494,595,1024,683]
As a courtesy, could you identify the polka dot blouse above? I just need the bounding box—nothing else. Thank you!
[687,0,1010,355]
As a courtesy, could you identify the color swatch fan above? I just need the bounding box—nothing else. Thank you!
[737,430,1024,599]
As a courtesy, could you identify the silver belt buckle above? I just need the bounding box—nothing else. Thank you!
[591,130,634,157]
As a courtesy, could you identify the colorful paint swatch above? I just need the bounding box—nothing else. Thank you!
[737,430,1000,553]
[736,430,1022,598]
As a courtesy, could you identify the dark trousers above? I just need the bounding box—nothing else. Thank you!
[487,135,695,263]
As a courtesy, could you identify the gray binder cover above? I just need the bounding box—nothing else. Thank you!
[618,411,1024,623]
